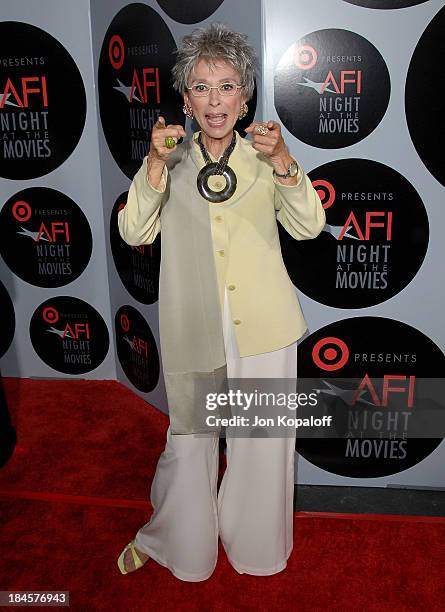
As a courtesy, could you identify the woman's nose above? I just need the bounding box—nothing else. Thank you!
[208,88,221,105]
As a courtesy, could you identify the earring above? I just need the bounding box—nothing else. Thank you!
[183,102,194,119]
[238,102,248,120]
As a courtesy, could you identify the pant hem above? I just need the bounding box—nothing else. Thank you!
[134,544,217,582]
[227,545,293,576]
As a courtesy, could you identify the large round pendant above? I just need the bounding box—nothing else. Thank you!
[197,162,237,203]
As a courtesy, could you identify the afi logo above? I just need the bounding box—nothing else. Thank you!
[339,212,392,241]
[321,70,362,95]
[132,336,148,357]
[0,76,48,108]
[36,221,70,242]
[351,374,415,408]
[130,68,160,104]
[63,323,90,339]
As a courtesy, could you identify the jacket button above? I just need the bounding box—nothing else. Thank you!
[215,215,222,222]
[233,319,241,325]
[228,284,236,291]
[218,250,225,257]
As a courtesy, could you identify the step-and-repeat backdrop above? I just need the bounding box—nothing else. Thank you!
[1,0,444,488]
[0,0,116,380]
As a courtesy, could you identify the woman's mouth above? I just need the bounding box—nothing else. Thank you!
[206,113,227,128]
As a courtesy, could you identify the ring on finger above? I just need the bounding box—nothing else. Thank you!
[254,125,269,136]
[165,136,176,149]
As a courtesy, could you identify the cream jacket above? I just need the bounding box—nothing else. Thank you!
[118,131,325,359]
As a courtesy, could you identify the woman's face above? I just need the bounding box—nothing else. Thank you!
[183,58,247,140]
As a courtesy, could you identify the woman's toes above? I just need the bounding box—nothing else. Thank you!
[135,548,149,564]
[124,548,135,572]
[123,546,149,572]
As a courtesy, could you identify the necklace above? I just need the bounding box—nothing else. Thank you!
[197,131,237,203]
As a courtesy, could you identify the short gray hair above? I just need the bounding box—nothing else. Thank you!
[172,23,257,100]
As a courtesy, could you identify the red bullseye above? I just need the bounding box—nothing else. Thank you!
[42,306,59,324]
[109,35,124,70]
[294,44,317,70]
[312,179,336,210]
[312,336,349,371]
[120,313,130,332]
[12,200,32,222]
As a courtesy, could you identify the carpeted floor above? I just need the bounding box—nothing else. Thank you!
[0,378,444,611]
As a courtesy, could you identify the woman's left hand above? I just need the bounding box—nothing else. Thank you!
[245,120,298,183]
[245,121,300,185]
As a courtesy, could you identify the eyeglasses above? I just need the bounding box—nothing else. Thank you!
[186,82,244,97]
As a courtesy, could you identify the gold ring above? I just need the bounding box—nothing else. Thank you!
[254,125,269,136]
[165,136,176,149]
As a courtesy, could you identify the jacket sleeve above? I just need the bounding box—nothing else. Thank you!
[274,164,326,241]
[117,155,168,246]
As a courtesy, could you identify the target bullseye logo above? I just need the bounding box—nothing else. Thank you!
[30,296,109,374]
[0,187,92,288]
[120,313,130,332]
[115,305,160,392]
[42,307,59,325]
[109,34,125,69]
[274,29,390,148]
[312,179,336,210]
[98,4,184,179]
[12,201,32,222]
[296,317,445,478]
[312,337,350,371]
[279,159,429,309]
[294,45,317,70]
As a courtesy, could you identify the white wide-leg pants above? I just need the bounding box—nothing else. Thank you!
[134,290,298,581]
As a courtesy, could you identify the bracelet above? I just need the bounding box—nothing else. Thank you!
[273,159,299,179]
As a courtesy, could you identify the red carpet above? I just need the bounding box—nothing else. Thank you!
[0,378,444,611]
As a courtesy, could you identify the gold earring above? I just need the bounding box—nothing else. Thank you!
[183,102,193,119]
[238,102,248,120]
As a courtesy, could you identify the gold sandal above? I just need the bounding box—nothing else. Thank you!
[117,540,149,574]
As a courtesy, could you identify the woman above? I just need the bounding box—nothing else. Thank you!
[117,23,325,581]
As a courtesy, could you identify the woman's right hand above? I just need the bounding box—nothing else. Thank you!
[146,116,186,189]
[149,116,186,163]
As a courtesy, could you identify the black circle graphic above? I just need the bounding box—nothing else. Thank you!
[115,305,160,392]
[0,281,15,358]
[343,0,429,8]
[156,0,224,23]
[0,22,86,180]
[406,5,445,187]
[30,296,109,374]
[110,192,160,304]
[98,3,184,179]
[296,317,444,478]
[279,159,429,309]
[0,188,92,288]
[274,29,390,148]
